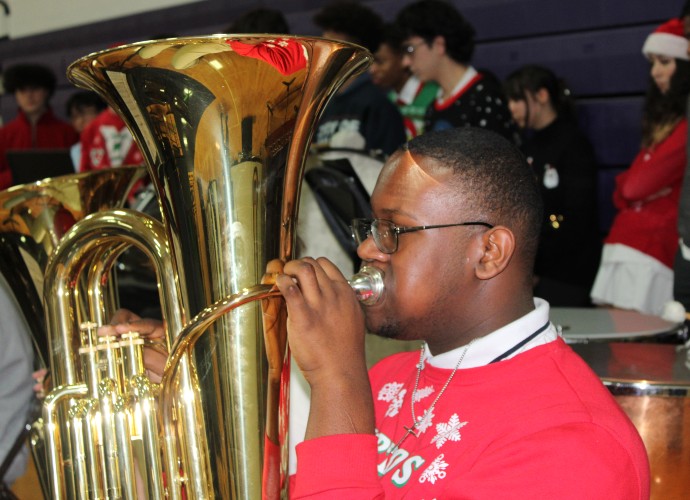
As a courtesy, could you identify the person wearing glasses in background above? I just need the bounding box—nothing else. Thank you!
[395,0,517,142]
[369,23,439,140]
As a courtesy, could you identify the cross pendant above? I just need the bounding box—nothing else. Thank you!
[390,423,420,453]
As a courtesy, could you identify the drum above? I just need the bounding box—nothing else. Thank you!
[551,307,682,343]
[571,342,690,499]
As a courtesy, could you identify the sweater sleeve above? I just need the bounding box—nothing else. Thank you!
[291,434,384,499]
[617,120,687,203]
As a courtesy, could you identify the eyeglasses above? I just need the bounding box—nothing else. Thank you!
[403,41,427,55]
[351,218,494,254]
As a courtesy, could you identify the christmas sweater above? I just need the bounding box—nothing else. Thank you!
[0,108,79,189]
[424,68,517,143]
[292,338,649,499]
[79,108,144,172]
[605,119,687,268]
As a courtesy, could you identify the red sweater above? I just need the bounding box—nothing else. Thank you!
[0,108,79,189]
[605,120,687,268]
[292,339,649,499]
[79,108,143,172]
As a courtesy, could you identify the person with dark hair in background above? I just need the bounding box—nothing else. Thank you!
[312,1,406,157]
[276,127,648,498]
[504,65,601,306]
[591,18,690,315]
[370,23,439,140]
[225,7,290,34]
[65,90,107,170]
[0,63,79,189]
[395,0,516,142]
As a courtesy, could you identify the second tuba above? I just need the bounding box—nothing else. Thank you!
[42,35,372,499]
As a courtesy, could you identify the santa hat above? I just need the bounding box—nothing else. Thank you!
[642,18,689,61]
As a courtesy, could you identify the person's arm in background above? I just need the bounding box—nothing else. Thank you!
[617,121,687,203]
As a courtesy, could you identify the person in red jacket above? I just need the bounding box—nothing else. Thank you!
[79,106,144,172]
[0,63,79,189]
[591,18,690,315]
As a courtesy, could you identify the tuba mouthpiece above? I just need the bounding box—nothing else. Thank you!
[349,266,384,305]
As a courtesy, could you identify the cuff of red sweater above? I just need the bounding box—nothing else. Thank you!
[293,434,380,497]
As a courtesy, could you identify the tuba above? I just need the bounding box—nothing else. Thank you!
[0,166,146,497]
[42,35,372,499]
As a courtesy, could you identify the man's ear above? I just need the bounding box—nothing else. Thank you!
[476,226,515,280]
[432,35,446,55]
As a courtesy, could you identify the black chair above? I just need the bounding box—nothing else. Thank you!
[305,158,372,273]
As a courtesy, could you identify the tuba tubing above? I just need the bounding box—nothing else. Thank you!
[0,166,146,499]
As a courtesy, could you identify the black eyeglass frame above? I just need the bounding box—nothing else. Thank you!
[351,218,494,254]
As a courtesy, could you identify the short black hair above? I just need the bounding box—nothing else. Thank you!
[3,63,57,96]
[313,1,383,52]
[396,0,476,64]
[406,128,542,267]
[66,90,107,116]
[380,23,406,55]
[227,7,290,34]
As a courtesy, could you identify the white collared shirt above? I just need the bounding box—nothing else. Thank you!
[426,298,559,369]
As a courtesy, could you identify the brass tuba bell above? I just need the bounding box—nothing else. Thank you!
[40,36,372,499]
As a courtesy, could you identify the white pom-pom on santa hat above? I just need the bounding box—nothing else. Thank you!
[642,18,690,61]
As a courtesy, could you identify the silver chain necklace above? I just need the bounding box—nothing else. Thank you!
[388,338,477,454]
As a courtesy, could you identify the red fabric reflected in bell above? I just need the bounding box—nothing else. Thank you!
[227,38,307,75]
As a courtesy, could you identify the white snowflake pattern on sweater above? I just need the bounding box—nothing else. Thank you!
[415,407,435,434]
[431,413,468,449]
[385,389,407,417]
[419,454,448,484]
[378,382,408,417]
[413,385,434,402]
[378,382,404,402]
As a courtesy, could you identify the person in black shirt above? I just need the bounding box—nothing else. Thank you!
[504,65,601,306]
[312,1,406,157]
[395,0,516,142]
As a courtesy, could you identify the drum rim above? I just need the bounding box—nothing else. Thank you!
[604,379,690,397]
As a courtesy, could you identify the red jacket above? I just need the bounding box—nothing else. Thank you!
[0,108,79,189]
[605,119,687,268]
[79,108,143,172]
